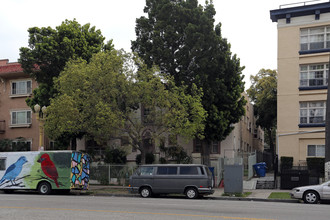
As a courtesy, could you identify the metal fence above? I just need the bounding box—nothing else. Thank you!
[90,164,137,186]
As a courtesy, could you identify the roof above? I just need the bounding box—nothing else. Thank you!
[270,1,330,22]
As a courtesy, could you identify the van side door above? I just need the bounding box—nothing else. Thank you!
[153,166,178,194]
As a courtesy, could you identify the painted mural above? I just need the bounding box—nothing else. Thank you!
[0,151,90,190]
[70,152,90,189]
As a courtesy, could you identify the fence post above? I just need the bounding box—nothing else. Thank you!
[108,164,111,185]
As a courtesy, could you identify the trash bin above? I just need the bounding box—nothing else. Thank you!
[253,162,267,177]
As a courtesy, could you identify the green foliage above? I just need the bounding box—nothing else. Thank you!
[0,138,30,152]
[280,156,293,170]
[132,0,246,164]
[159,144,192,164]
[104,148,127,164]
[136,153,155,165]
[307,158,325,176]
[19,19,108,107]
[44,51,206,164]
[247,69,277,155]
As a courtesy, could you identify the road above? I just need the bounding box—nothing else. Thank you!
[0,193,329,220]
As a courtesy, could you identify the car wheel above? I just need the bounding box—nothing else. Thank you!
[303,191,319,204]
[140,187,152,198]
[38,182,52,195]
[185,187,198,199]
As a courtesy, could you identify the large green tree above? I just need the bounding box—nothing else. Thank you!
[247,69,277,158]
[19,19,112,108]
[44,51,206,164]
[131,0,245,165]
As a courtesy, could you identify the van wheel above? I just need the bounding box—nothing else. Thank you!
[185,187,198,199]
[38,182,52,195]
[140,187,152,198]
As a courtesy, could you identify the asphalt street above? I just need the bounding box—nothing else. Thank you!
[0,193,329,220]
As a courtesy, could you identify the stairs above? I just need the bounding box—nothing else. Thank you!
[256,177,275,189]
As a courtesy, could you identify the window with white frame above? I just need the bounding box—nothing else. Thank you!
[307,145,325,157]
[11,110,32,125]
[300,101,325,124]
[300,64,328,87]
[12,139,32,151]
[300,26,330,51]
[11,80,32,95]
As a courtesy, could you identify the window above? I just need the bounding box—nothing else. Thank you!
[139,167,154,176]
[11,80,32,95]
[300,26,330,51]
[194,139,202,153]
[142,106,154,124]
[300,101,325,124]
[307,145,325,157]
[0,158,6,170]
[11,110,32,125]
[157,167,177,175]
[300,64,328,87]
[180,166,199,175]
[210,141,220,154]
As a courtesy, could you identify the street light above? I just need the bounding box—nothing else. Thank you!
[34,104,47,151]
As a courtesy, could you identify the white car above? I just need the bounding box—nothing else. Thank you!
[290,181,330,204]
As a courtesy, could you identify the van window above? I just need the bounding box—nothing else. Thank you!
[140,167,154,175]
[157,167,177,175]
[0,158,6,170]
[200,166,205,175]
[180,166,199,175]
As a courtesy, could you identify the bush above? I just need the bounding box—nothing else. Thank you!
[104,148,127,164]
[280,156,293,170]
[307,157,325,177]
[135,153,155,165]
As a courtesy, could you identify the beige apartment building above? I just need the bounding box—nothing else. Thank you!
[0,59,44,151]
[270,1,330,165]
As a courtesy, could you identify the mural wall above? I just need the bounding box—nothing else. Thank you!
[0,151,90,190]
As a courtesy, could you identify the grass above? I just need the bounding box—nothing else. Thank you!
[222,192,252,197]
[89,188,129,195]
[268,192,291,199]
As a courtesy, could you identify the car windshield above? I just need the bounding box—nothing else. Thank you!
[321,181,330,186]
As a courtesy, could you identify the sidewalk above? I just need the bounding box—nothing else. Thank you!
[87,179,296,203]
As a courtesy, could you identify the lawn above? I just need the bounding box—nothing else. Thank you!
[268,192,291,199]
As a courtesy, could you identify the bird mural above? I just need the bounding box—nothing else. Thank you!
[37,153,59,188]
[0,156,28,186]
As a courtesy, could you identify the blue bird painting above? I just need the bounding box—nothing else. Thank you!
[0,156,28,185]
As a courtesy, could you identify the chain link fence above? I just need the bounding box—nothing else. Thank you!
[90,164,137,186]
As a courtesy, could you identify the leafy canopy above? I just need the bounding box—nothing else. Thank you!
[19,19,112,107]
[44,51,206,163]
[132,0,245,143]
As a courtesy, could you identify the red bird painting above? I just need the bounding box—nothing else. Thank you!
[37,154,59,188]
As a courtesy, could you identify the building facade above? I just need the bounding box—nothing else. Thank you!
[0,59,44,151]
[270,1,330,165]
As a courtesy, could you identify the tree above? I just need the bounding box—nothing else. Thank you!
[247,69,277,158]
[19,19,111,108]
[131,0,245,165]
[44,51,206,164]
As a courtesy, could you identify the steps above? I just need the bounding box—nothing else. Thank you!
[256,179,275,189]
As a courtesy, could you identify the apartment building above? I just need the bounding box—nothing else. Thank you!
[0,59,42,151]
[270,1,330,165]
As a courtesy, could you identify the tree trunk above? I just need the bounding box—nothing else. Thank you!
[201,141,211,167]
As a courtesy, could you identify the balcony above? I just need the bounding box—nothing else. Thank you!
[0,120,5,133]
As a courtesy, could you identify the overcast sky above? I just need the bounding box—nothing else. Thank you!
[0,0,319,88]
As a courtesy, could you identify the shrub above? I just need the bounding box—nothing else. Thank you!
[135,153,155,165]
[280,156,293,170]
[104,148,127,164]
[307,157,325,177]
